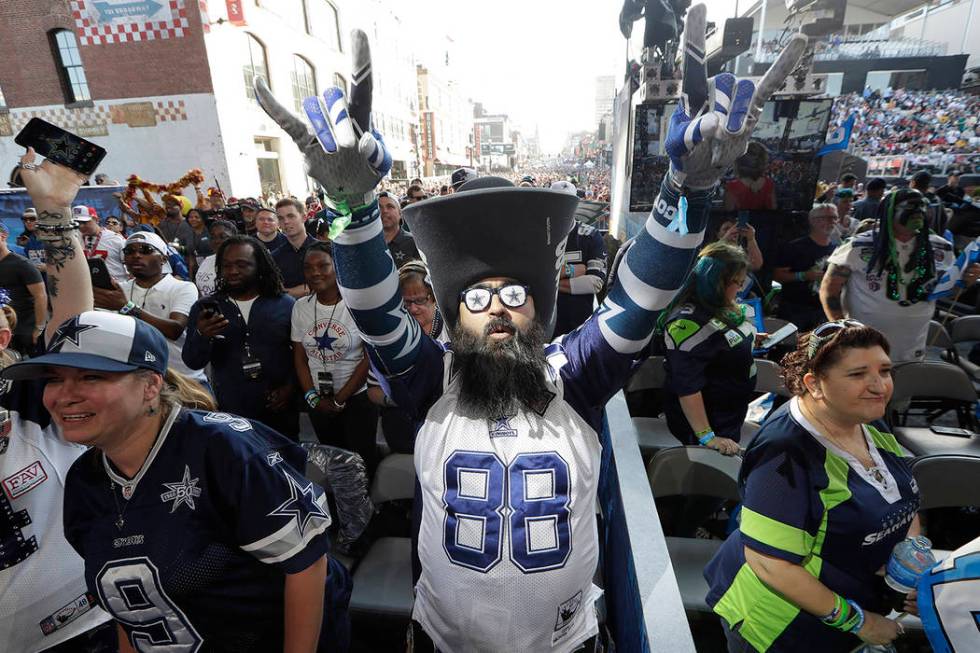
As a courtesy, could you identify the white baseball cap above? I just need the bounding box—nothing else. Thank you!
[72,205,93,222]
[125,231,169,257]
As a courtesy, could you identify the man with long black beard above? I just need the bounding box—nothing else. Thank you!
[256,7,806,651]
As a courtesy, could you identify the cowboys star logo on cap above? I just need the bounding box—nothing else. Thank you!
[49,316,98,351]
[0,311,169,381]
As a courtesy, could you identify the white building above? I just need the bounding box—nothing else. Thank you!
[595,75,616,125]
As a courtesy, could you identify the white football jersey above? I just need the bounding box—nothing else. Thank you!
[0,402,111,652]
[412,350,602,653]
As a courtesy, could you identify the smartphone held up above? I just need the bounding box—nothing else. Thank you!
[14,118,107,177]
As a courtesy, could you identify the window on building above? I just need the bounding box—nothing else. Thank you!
[0,82,7,108]
[307,0,342,51]
[50,29,91,103]
[291,55,316,112]
[333,73,348,95]
[243,33,270,100]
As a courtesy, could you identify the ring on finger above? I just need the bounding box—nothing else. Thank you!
[20,163,39,171]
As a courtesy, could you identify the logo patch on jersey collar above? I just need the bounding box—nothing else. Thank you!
[725,329,744,347]
[488,415,518,438]
[268,469,330,537]
[160,465,202,513]
[267,451,284,466]
[3,460,48,500]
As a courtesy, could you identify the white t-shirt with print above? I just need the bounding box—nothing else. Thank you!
[195,255,217,297]
[828,232,955,362]
[118,275,207,382]
[291,295,367,395]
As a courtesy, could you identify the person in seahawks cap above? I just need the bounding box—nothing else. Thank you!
[450,166,477,191]
[256,10,805,651]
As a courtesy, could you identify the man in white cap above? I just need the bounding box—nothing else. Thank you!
[76,204,127,283]
[257,7,806,651]
[19,207,47,273]
[92,231,209,389]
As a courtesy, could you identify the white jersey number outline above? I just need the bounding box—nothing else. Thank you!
[97,557,203,652]
[442,450,572,574]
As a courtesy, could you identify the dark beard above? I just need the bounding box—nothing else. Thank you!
[451,318,553,419]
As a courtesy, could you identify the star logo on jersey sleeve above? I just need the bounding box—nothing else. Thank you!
[268,469,330,537]
[159,465,202,513]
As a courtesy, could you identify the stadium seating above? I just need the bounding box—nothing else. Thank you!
[626,356,684,457]
[911,454,980,510]
[888,360,978,429]
[753,359,791,398]
[647,447,741,614]
[950,315,980,381]
[925,320,955,363]
[348,454,416,619]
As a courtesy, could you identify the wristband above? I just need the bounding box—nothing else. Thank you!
[795,271,806,282]
[304,389,321,409]
[836,600,864,633]
[331,398,346,410]
[697,429,716,446]
[118,301,137,316]
[565,263,574,278]
[819,594,845,625]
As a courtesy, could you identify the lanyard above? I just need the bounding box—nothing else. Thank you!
[228,297,255,355]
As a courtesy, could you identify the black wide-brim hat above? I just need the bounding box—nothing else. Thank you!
[402,177,578,339]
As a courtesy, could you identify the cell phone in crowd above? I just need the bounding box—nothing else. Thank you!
[86,258,114,290]
[15,118,107,176]
[736,211,750,228]
[759,323,798,350]
[929,425,974,437]
[198,299,221,319]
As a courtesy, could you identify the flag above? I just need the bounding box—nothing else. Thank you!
[927,237,980,300]
[817,114,856,157]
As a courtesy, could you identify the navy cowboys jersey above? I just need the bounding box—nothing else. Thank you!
[555,222,607,337]
[63,407,335,652]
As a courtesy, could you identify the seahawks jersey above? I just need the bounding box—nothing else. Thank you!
[0,379,111,652]
[917,536,980,653]
[705,398,920,652]
[63,407,334,652]
[663,303,757,442]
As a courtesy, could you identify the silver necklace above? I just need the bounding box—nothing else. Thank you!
[804,403,887,485]
[109,481,131,530]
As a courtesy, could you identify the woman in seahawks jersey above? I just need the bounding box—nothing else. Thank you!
[662,242,759,457]
[705,322,920,652]
[0,149,117,652]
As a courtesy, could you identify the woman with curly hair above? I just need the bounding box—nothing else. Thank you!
[705,321,920,652]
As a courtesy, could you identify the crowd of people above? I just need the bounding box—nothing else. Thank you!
[830,89,980,163]
[0,14,976,653]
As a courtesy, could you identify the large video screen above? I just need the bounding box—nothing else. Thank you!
[628,98,833,214]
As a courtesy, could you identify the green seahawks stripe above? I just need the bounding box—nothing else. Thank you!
[865,424,906,457]
[713,447,853,650]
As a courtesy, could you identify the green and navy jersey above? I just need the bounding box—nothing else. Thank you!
[63,407,339,652]
[662,303,757,442]
[705,398,920,652]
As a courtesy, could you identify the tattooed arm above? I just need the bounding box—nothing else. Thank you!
[17,148,92,343]
[819,263,850,321]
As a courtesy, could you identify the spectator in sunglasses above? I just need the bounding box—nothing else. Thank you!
[93,231,209,391]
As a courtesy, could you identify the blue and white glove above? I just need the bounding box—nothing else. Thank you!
[665,5,807,190]
[254,30,391,217]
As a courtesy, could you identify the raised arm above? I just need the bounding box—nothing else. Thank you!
[587,8,806,362]
[254,31,425,380]
[17,148,92,342]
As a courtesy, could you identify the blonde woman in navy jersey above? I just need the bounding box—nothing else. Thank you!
[705,322,921,652]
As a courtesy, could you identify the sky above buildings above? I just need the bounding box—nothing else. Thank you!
[398,0,734,154]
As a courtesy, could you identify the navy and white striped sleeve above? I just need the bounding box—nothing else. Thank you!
[330,202,423,376]
[559,178,712,405]
[583,227,607,283]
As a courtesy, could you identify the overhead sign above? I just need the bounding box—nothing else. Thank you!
[481,143,515,155]
[71,0,190,45]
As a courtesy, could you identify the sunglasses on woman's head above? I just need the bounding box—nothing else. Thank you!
[807,319,865,359]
